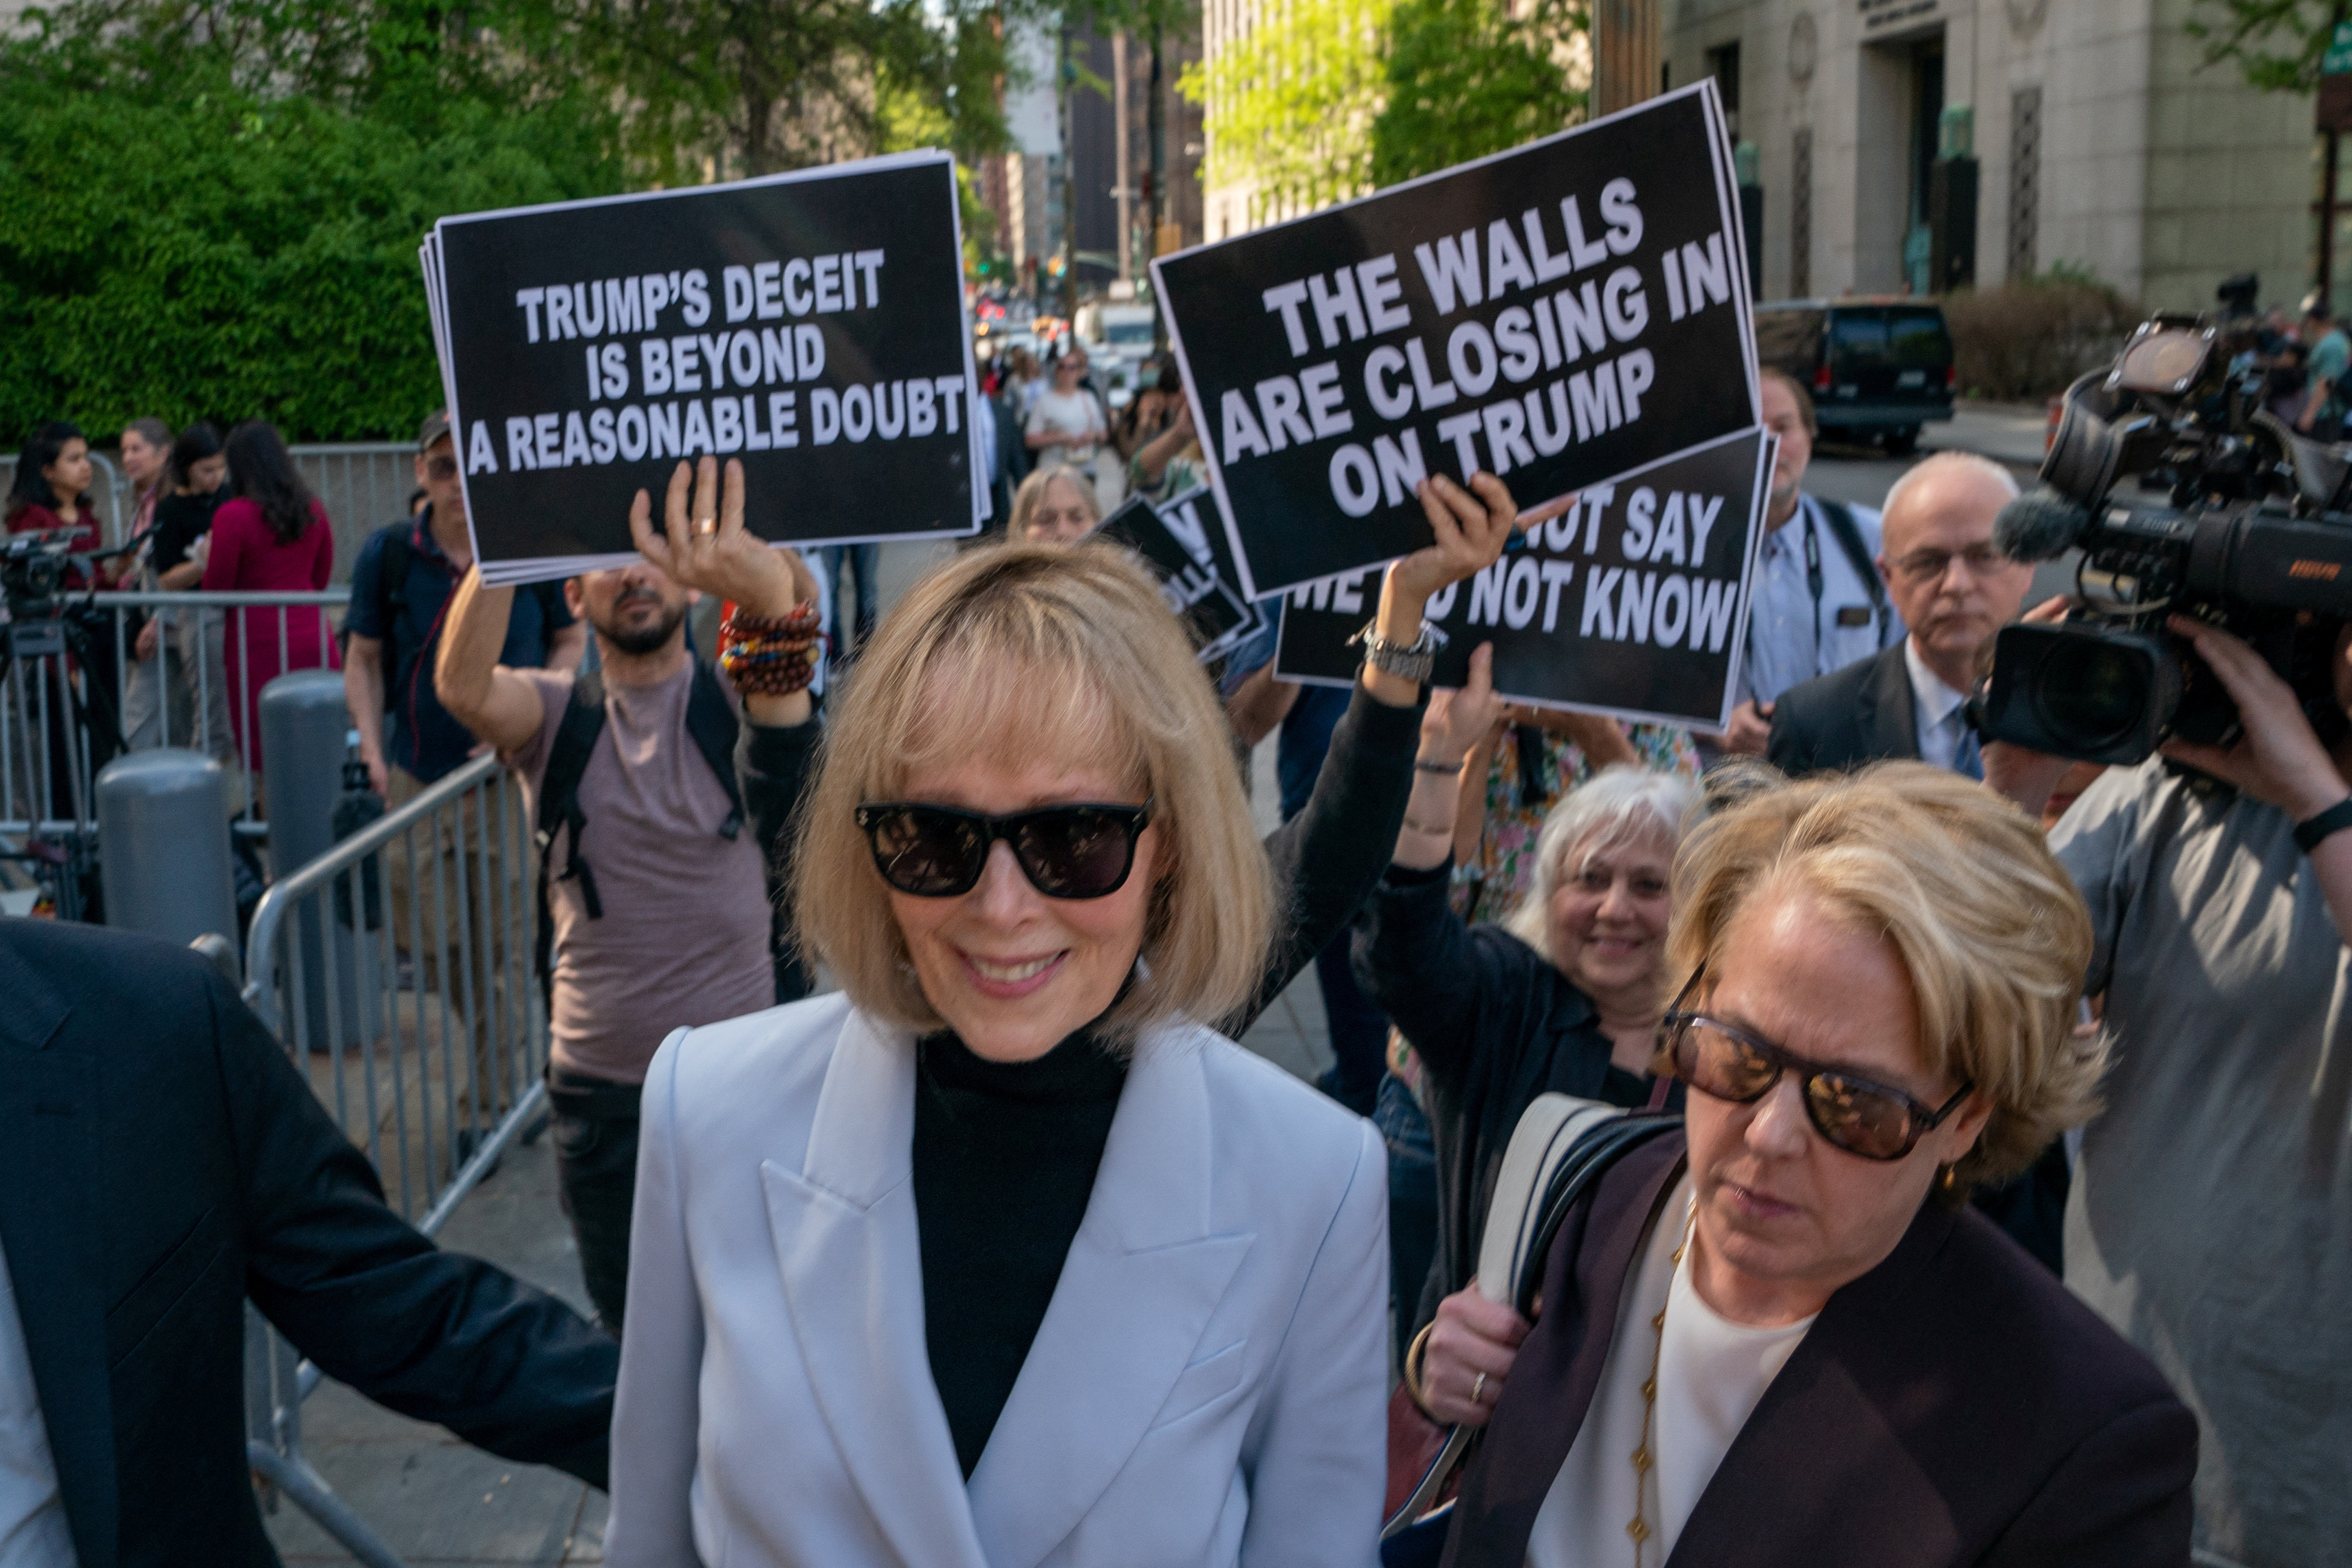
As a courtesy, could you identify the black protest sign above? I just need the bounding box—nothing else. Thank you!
[1093,488,1260,659]
[1275,427,1773,729]
[430,151,980,583]
[1152,81,1755,599]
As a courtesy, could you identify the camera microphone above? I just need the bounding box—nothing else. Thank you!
[1994,487,2093,564]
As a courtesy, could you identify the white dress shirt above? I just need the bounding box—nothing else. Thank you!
[1738,494,1901,708]
[0,1240,75,1568]
[1904,637,1975,774]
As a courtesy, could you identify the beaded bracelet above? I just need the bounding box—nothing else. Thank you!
[721,602,823,698]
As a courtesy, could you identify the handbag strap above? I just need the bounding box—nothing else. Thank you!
[1380,1094,1683,1542]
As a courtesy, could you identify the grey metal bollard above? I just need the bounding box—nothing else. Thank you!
[97,749,236,948]
[260,671,376,1049]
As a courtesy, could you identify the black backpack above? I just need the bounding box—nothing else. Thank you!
[532,661,805,1010]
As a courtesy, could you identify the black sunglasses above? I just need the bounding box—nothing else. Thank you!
[1661,978,1972,1162]
[854,800,1153,900]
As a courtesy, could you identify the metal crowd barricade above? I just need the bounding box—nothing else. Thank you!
[0,590,343,842]
[292,443,417,574]
[239,752,550,1566]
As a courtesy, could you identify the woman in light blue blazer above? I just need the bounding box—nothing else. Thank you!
[606,464,1535,1568]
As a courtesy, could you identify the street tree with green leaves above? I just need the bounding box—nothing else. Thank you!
[2188,0,2341,92]
[0,0,620,440]
[1178,0,1395,222]
[1369,0,1585,184]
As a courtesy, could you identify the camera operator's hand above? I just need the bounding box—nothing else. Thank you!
[1980,596,2083,820]
[2159,616,2351,821]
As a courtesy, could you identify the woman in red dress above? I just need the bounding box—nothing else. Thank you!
[204,421,337,777]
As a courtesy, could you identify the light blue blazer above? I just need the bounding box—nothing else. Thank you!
[605,991,1389,1568]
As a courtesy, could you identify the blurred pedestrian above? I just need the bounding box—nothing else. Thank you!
[1421,767,2192,1567]
[121,422,239,768]
[205,420,336,779]
[1025,343,1114,511]
[816,542,880,665]
[1112,353,1184,460]
[118,416,171,543]
[1714,370,1902,756]
[2296,298,2349,437]
[1006,464,1099,546]
[6,420,126,792]
[1126,396,1205,505]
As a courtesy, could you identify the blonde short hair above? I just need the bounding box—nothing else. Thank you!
[791,540,1273,1045]
[1665,762,2103,1190]
[1501,764,1704,959]
[1008,464,1101,541]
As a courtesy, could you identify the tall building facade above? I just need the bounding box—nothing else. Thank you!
[1666,0,2320,310]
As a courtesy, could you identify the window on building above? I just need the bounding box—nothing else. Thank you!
[2008,87,2042,281]
[1792,127,1813,296]
[1708,42,1741,137]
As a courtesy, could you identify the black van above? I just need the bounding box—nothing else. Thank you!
[1754,299,1956,455]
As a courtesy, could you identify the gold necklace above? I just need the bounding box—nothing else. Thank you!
[1628,1202,1698,1565]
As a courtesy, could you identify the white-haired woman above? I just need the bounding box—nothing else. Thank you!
[1352,645,1706,1397]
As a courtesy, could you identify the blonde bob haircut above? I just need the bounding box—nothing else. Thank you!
[1664,762,2104,1191]
[791,540,1274,1046]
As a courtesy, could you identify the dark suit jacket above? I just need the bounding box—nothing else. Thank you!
[1766,641,1921,776]
[1442,1133,2196,1568]
[0,918,618,1568]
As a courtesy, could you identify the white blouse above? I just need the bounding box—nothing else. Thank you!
[1526,1180,1815,1568]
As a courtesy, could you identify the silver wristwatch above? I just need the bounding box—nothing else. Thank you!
[1349,620,1438,685]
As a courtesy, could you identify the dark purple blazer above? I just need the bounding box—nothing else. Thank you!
[1441,1133,2196,1568]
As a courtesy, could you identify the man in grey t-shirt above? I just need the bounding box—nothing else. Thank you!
[1997,615,2352,1568]
[435,459,822,1332]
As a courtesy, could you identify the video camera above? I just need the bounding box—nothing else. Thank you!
[1980,313,2352,766]
[0,529,82,621]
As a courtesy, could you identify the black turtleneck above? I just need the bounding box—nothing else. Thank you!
[912,1027,1129,1477]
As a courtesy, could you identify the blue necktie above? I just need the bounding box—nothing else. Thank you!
[1953,724,1984,782]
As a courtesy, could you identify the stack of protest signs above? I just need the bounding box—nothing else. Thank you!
[1093,488,1263,662]
[421,149,985,587]
[1152,80,1774,729]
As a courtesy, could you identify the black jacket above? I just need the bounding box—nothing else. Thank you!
[1350,862,1637,1333]
[0,919,618,1568]
[1249,682,1425,1030]
[1445,1133,2196,1568]
[1765,641,1921,776]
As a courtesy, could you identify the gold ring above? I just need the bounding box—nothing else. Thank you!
[693,516,718,535]
[1471,1371,1488,1405]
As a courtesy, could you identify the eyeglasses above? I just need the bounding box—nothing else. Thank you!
[424,454,459,481]
[854,800,1152,899]
[1661,998,1972,1162]
[1889,543,2008,585]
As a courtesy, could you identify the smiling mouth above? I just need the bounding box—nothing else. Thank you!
[960,949,1067,997]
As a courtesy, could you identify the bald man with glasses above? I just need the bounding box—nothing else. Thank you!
[1767,452,2035,782]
